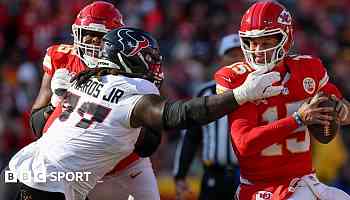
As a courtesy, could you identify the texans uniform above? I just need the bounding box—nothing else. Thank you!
[215,55,342,200]
[42,44,160,200]
[10,73,159,200]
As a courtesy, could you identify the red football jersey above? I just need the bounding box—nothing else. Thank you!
[42,44,86,77]
[215,55,342,197]
[42,44,86,133]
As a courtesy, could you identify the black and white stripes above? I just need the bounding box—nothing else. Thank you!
[173,81,237,178]
[197,81,237,166]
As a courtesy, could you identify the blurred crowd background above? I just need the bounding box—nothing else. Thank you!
[0,0,350,199]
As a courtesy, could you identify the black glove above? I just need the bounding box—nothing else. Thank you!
[133,127,162,157]
[30,104,55,137]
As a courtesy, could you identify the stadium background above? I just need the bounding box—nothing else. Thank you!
[0,0,349,199]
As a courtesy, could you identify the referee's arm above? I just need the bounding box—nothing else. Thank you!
[173,125,202,180]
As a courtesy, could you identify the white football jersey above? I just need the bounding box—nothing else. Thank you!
[9,75,159,200]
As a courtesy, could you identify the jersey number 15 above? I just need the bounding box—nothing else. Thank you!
[261,100,310,156]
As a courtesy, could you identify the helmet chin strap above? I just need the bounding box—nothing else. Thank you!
[247,46,281,72]
[83,54,99,68]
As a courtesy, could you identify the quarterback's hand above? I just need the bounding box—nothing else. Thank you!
[330,95,349,124]
[296,93,335,126]
[50,68,73,107]
[175,178,191,200]
[232,69,283,105]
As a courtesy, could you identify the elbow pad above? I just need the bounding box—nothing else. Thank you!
[30,104,55,137]
[162,97,209,130]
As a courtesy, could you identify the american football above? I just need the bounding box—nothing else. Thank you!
[3,0,350,199]
[307,97,340,144]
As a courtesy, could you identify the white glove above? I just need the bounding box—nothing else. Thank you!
[233,69,283,105]
[50,68,73,107]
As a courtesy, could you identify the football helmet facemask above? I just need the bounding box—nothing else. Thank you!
[72,1,124,68]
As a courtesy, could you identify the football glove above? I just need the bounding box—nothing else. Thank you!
[232,69,283,105]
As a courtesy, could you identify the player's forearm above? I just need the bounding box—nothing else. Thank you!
[163,91,238,130]
[232,116,298,156]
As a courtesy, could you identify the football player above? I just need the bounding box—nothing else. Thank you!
[28,1,162,200]
[9,27,284,200]
[214,1,350,200]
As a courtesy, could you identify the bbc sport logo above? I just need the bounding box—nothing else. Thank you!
[5,170,92,183]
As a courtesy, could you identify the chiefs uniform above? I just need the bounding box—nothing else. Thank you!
[43,44,85,77]
[215,55,342,200]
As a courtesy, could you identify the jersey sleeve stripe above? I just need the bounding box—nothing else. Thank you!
[318,72,329,91]
[43,54,52,70]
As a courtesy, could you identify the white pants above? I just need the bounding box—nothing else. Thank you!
[288,174,350,200]
[88,158,160,200]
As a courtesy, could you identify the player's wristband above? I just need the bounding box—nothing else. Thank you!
[293,112,304,127]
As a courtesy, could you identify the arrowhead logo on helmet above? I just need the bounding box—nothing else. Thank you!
[278,10,292,25]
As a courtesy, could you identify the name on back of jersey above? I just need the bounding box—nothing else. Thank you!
[71,79,125,104]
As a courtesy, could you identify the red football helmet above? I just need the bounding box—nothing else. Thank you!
[239,1,294,71]
[72,1,124,68]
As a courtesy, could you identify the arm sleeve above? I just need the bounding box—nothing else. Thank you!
[134,127,162,157]
[163,91,239,130]
[30,104,55,137]
[173,126,202,179]
[230,103,299,156]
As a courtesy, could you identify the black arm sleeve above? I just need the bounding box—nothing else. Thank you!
[29,104,55,137]
[133,127,162,157]
[162,91,238,130]
[173,126,202,180]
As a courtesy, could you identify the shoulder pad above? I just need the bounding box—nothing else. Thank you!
[102,75,160,97]
[286,55,328,91]
[43,44,75,75]
[47,44,75,61]
[214,62,252,90]
[286,55,324,74]
[286,55,322,65]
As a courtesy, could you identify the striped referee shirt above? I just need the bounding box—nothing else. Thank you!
[173,81,238,179]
